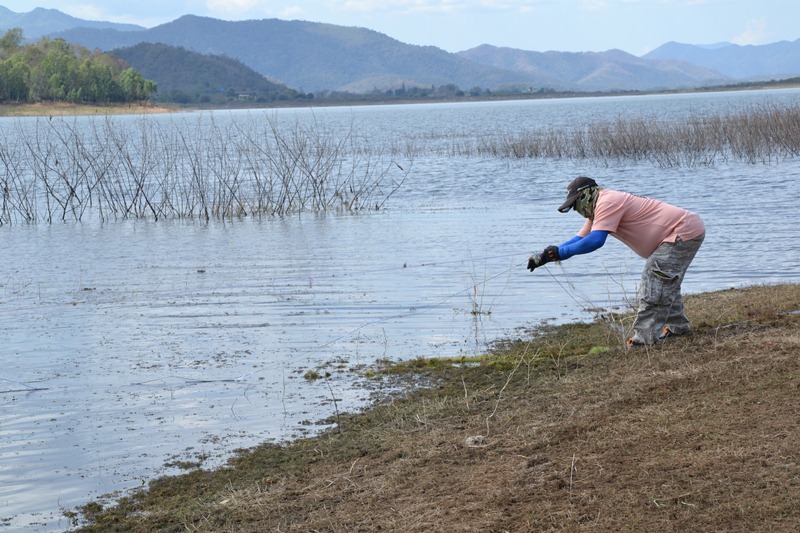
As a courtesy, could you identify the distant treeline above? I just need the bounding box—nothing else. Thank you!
[0,28,156,104]
[112,42,311,105]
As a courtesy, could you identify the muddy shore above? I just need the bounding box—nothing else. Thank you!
[66,283,800,532]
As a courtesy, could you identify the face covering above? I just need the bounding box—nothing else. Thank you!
[574,186,599,219]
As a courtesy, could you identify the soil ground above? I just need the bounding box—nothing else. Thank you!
[71,283,800,532]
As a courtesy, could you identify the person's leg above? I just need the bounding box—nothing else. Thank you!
[663,291,690,334]
[629,233,704,345]
[658,233,704,337]
[628,256,671,345]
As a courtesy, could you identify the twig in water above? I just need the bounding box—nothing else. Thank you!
[325,378,342,433]
[0,377,49,394]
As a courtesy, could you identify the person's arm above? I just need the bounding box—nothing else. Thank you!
[559,235,583,247]
[557,230,609,260]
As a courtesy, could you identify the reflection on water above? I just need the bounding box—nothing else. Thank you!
[2,89,800,531]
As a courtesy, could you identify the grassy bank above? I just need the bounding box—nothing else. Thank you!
[69,283,800,532]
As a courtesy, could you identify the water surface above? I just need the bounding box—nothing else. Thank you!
[2,89,800,531]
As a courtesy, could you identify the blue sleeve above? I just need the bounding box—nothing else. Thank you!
[559,235,583,247]
[558,230,609,260]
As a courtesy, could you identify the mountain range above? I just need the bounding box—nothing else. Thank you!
[643,40,800,80]
[1,6,799,95]
[0,5,142,37]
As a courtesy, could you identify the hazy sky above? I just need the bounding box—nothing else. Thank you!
[3,1,798,56]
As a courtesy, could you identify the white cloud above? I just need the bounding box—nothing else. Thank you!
[337,1,460,13]
[206,0,263,14]
[334,0,538,14]
[279,6,305,18]
[64,4,105,20]
[60,3,168,26]
[732,17,767,45]
[582,0,609,10]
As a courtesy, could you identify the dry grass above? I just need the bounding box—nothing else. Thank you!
[435,103,800,166]
[69,283,800,532]
[0,101,173,117]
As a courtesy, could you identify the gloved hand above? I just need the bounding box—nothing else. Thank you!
[543,245,560,263]
[527,246,560,272]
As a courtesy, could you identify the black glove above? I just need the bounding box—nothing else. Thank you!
[527,246,560,272]
[543,245,560,263]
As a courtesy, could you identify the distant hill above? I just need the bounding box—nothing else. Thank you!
[0,5,142,39]
[52,15,536,93]
[48,15,733,93]
[2,6,796,94]
[644,39,800,80]
[112,42,304,104]
[457,45,728,92]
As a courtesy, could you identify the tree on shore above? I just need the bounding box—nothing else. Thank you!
[0,28,156,104]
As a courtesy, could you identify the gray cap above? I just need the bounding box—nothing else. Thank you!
[558,176,597,213]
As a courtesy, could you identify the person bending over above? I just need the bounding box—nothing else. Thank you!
[529,176,705,347]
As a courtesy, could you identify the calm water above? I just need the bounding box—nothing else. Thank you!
[2,89,800,531]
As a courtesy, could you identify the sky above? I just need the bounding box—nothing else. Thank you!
[3,0,799,56]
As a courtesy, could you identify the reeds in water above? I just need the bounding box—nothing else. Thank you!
[2,102,798,225]
[462,102,800,166]
[0,113,409,225]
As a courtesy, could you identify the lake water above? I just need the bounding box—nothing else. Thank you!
[2,89,800,531]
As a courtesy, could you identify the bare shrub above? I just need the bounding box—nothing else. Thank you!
[0,113,409,224]
[2,102,797,225]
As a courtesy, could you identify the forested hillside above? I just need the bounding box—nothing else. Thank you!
[112,43,308,104]
[0,28,155,104]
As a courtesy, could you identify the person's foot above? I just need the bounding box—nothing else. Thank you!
[658,325,691,342]
[626,336,649,347]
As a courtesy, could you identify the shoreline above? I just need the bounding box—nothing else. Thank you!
[0,101,176,117]
[68,283,800,532]
[3,83,799,118]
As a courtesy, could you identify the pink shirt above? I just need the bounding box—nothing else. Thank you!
[577,189,705,258]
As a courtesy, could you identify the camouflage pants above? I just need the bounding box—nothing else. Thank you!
[630,233,705,344]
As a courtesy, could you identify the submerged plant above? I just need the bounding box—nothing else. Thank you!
[393,102,800,167]
[0,113,410,224]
